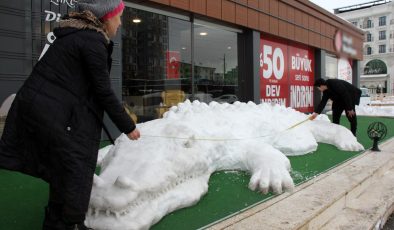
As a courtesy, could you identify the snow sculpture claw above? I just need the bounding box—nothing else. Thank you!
[244,142,294,194]
[87,101,364,230]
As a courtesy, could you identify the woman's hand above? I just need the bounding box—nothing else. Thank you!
[127,129,140,140]
[309,113,318,120]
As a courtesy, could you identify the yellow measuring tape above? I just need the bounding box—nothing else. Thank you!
[141,115,313,142]
[141,135,245,142]
[285,115,312,130]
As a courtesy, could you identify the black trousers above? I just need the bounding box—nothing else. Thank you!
[43,135,98,229]
[332,102,357,136]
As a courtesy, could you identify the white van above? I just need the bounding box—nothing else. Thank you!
[359,87,371,106]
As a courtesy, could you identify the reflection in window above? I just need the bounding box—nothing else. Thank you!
[193,23,238,104]
[121,8,240,122]
[122,8,191,121]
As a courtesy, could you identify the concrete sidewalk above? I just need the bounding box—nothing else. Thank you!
[207,137,394,230]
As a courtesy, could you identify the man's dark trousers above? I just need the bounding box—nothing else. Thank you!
[332,102,357,136]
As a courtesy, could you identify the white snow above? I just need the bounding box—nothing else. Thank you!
[356,105,394,117]
[359,96,394,117]
[87,100,364,230]
[325,104,394,117]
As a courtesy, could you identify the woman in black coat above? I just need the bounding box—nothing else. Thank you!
[0,0,139,229]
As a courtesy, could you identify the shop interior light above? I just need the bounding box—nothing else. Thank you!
[199,32,207,36]
[181,47,187,50]
[227,46,232,50]
[132,17,141,23]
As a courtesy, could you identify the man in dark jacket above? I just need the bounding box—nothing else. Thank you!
[0,0,139,229]
[311,78,362,136]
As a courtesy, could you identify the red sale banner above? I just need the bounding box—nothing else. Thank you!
[260,37,289,106]
[260,35,315,112]
[166,51,180,79]
[288,44,315,113]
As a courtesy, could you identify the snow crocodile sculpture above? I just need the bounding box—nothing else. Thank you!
[86,100,364,230]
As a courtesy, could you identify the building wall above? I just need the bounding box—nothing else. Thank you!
[144,0,364,60]
[363,54,393,93]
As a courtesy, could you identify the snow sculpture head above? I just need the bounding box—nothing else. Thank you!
[86,100,364,230]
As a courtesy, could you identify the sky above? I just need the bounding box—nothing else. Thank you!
[309,0,376,13]
[86,100,365,230]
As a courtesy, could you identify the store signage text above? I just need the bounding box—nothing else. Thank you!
[260,36,314,112]
[291,55,312,72]
[288,46,314,113]
[364,68,385,75]
[266,85,281,97]
[45,10,62,22]
[334,30,357,57]
[260,45,284,80]
[40,0,76,59]
[259,40,288,106]
[39,32,56,60]
[50,0,77,8]
[290,86,313,109]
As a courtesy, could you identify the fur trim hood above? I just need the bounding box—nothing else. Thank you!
[59,10,110,43]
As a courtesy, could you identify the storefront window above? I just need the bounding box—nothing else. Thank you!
[325,54,338,79]
[122,8,191,121]
[193,22,238,104]
[122,7,239,122]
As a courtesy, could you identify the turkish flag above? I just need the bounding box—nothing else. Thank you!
[166,51,180,79]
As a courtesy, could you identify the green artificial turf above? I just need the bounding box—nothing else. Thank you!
[152,116,393,230]
[0,116,392,230]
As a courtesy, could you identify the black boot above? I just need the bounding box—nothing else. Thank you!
[42,204,64,230]
[65,223,93,230]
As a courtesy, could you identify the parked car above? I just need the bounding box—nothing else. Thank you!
[360,87,370,97]
[214,94,238,104]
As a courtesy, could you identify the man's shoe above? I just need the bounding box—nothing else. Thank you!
[66,223,93,230]
[42,206,64,230]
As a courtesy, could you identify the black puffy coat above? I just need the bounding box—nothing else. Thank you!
[315,79,362,114]
[0,11,135,180]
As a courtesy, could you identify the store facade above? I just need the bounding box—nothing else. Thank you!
[0,0,364,137]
